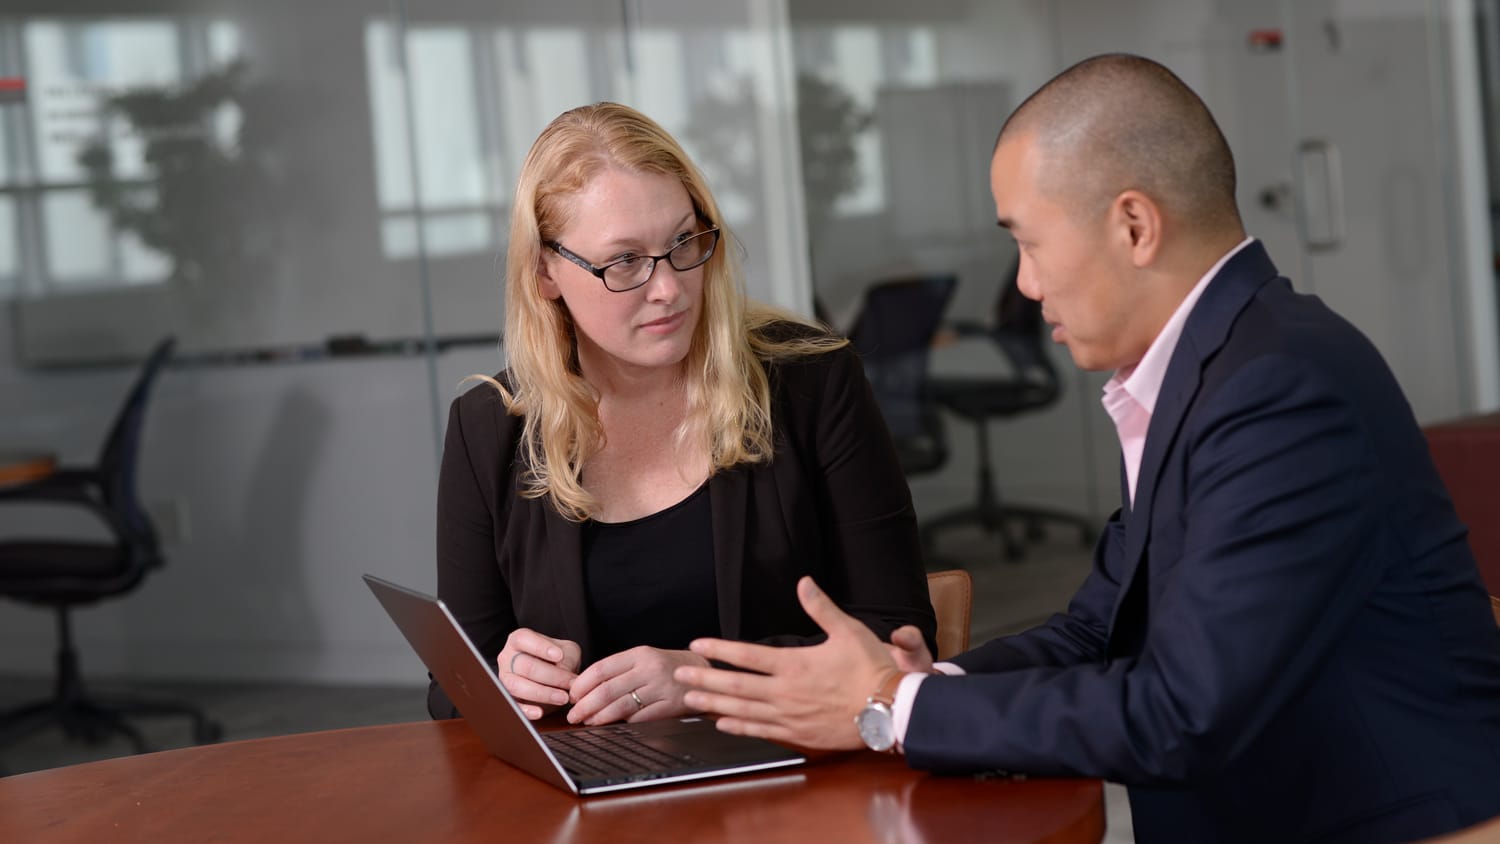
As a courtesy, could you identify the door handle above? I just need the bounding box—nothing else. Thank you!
[1295,138,1345,252]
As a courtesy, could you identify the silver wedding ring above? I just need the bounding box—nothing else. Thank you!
[629,690,644,710]
[509,652,522,675]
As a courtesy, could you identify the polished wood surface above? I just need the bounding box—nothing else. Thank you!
[0,451,55,487]
[0,719,1105,843]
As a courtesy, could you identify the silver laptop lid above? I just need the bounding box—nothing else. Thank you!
[363,574,580,795]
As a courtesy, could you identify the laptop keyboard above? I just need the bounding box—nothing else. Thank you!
[544,725,701,780]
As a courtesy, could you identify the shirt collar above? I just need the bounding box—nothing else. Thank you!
[1104,236,1255,415]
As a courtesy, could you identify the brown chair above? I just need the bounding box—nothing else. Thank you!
[926,569,972,660]
[1491,595,1500,628]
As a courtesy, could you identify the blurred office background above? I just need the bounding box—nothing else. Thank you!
[1,0,1498,804]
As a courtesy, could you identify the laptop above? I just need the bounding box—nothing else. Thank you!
[363,575,805,795]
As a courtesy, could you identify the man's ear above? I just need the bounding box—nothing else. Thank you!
[1111,190,1162,268]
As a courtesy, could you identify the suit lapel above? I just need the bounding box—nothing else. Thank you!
[708,466,749,639]
[1106,241,1281,639]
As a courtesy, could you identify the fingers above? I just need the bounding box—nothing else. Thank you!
[501,628,580,711]
[890,625,926,652]
[673,663,775,701]
[887,625,934,673]
[686,637,786,675]
[680,688,785,724]
[508,628,568,664]
[795,576,860,636]
[568,652,634,724]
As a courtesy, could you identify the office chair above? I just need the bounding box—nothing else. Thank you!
[925,569,972,660]
[0,337,222,756]
[845,275,958,477]
[924,260,1094,561]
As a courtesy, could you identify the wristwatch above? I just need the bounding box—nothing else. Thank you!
[855,671,905,752]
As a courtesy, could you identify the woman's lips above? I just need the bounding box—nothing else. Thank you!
[640,311,685,333]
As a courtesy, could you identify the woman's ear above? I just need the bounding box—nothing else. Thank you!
[537,255,562,300]
[1112,189,1162,268]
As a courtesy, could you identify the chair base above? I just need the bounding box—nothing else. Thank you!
[922,502,1095,564]
[0,606,223,767]
[0,689,223,754]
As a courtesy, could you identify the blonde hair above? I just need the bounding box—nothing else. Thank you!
[481,101,843,521]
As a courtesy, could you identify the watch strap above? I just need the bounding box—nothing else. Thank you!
[869,669,904,706]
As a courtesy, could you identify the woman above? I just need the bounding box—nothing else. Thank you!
[432,102,934,727]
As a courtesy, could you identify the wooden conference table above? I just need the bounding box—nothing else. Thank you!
[0,718,1105,843]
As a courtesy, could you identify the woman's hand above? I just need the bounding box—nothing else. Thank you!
[566,646,710,725]
[499,628,582,720]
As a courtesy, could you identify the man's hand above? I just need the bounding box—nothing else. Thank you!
[499,628,582,720]
[886,625,935,674]
[673,576,898,749]
[567,646,710,725]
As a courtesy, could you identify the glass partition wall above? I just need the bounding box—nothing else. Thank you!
[0,0,1490,688]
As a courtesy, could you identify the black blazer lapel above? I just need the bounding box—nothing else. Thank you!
[541,502,594,662]
[708,466,749,640]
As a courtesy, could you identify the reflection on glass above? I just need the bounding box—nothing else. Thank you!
[365,20,503,260]
[25,19,181,183]
[0,197,16,294]
[13,16,246,295]
[792,24,938,218]
[43,189,111,283]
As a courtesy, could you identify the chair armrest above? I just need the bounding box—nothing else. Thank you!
[0,468,103,505]
[0,467,135,541]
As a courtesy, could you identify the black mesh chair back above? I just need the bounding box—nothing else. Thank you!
[846,275,957,474]
[922,260,1094,562]
[0,336,221,762]
[97,337,175,555]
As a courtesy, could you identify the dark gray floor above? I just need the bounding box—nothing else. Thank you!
[0,521,1131,839]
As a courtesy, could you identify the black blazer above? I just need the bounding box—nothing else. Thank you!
[430,336,937,718]
[905,242,1500,842]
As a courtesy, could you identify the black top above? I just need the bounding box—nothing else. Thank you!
[429,322,937,720]
[582,482,719,657]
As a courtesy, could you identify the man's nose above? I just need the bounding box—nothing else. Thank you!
[1015,260,1040,301]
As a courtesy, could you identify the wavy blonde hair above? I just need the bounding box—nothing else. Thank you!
[484,102,843,521]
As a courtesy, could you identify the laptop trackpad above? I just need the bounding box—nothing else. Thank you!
[635,718,791,763]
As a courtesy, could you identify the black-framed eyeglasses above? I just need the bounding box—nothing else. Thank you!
[546,228,720,293]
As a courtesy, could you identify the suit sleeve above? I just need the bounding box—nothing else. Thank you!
[906,355,1382,784]
[429,393,518,719]
[783,345,938,654]
[948,508,1124,673]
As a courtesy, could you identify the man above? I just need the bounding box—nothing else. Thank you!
[674,54,1500,843]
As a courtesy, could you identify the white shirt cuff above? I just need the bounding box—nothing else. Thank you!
[891,662,964,752]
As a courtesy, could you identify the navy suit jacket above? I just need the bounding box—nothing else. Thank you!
[904,242,1500,843]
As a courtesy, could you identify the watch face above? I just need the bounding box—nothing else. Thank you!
[856,701,896,752]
